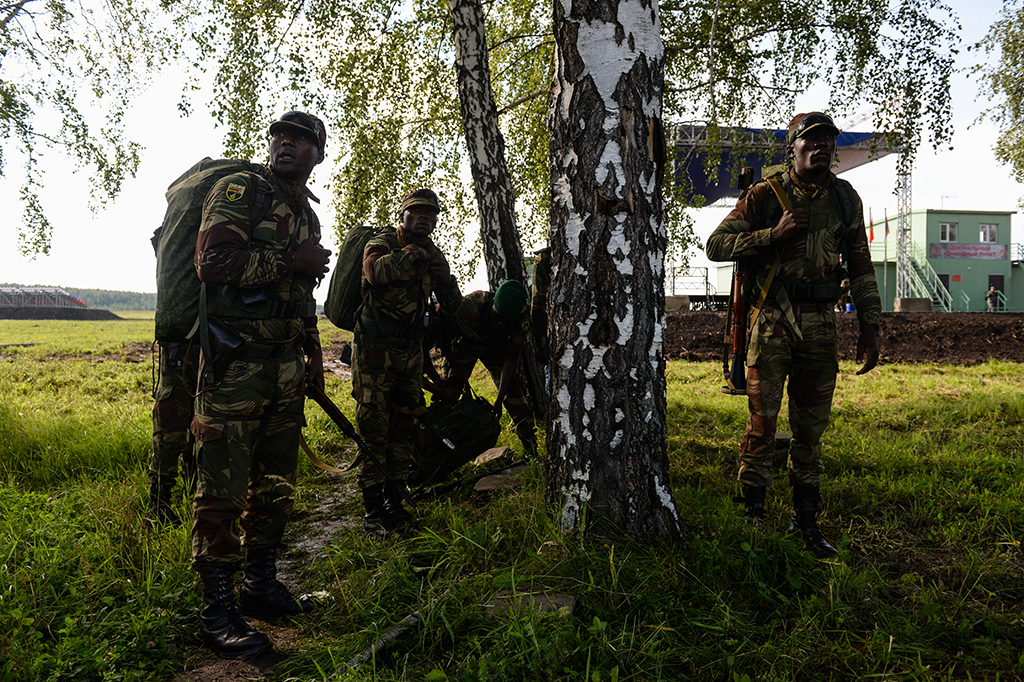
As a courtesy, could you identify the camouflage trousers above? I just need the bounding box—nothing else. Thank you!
[351,339,422,488]
[190,348,306,565]
[150,341,200,488]
[443,351,534,443]
[739,301,838,488]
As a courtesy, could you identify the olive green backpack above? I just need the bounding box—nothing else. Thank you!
[151,158,272,342]
[323,225,392,331]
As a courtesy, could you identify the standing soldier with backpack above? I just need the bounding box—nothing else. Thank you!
[190,111,331,658]
[706,112,881,559]
[351,188,461,538]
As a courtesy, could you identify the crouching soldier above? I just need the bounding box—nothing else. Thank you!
[433,280,539,459]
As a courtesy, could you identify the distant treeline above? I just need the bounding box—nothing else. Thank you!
[0,283,156,311]
[67,289,156,311]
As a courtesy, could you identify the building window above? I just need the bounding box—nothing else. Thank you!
[940,222,958,243]
[980,223,998,243]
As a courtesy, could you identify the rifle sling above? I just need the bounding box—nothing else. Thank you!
[747,177,792,338]
[299,433,350,474]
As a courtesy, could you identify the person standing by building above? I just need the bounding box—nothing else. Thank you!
[706,112,881,559]
[986,285,998,313]
[191,111,331,658]
[352,188,462,538]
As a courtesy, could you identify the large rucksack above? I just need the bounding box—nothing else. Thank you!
[407,393,502,486]
[152,158,273,342]
[323,224,392,331]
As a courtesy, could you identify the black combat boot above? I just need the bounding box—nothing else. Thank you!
[383,479,421,531]
[362,483,398,539]
[787,485,838,558]
[735,485,767,525]
[238,545,317,619]
[196,563,272,659]
[146,481,180,527]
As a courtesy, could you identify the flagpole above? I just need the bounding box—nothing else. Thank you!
[884,209,889,311]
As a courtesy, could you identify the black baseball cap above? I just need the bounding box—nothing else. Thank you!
[269,111,326,152]
[787,112,840,145]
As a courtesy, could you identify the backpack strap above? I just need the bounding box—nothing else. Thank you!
[748,175,801,340]
[829,179,854,266]
[747,177,787,337]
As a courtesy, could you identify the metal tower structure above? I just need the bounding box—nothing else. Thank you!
[895,166,913,298]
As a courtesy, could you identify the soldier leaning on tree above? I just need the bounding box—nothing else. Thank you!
[351,188,462,539]
[706,111,881,559]
[191,111,331,658]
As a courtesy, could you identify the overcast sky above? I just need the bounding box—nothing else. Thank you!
[0,0,1017,299]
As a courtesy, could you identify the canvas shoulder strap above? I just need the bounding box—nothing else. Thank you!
[747,176,792,337]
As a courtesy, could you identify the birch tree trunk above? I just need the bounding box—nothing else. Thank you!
[449,0,528,288]
[546,0,682,540]
[450,0,547,418]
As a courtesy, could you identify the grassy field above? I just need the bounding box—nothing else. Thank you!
[2,319,1023,680]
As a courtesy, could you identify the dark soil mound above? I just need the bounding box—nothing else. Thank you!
[665,311,1024,366]
[0,307,121,320]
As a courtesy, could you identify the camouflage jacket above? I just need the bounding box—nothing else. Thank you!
[195,169,321,344]
[453,290,529,354]
[706,170,881,329]
[361,229,461,335]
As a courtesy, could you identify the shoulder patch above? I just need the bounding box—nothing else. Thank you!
[521,319,531,332]
[225,182,246,202]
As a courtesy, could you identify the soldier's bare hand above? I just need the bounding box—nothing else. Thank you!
[428,255,451,284]
[305,346,325,391]
[771,209,808,243]
[402,244,431,261]
[855,324,879,375]
[293,239,332,278]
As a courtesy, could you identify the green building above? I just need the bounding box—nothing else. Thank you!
[871,209,1020,312]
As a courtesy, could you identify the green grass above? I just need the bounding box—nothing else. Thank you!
[2,320,1024,680]
[0,318,156,357]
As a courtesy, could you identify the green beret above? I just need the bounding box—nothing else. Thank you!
[493,280,528,318]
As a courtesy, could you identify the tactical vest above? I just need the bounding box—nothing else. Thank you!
[745,170,857,304]
[204,173,318,322]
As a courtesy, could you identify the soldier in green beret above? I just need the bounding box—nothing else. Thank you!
[431,280,539,458]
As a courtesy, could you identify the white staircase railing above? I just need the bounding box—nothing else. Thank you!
[909,243,952,312]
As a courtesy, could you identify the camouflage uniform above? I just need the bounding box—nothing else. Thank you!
[437,290,535,445]
[531,247,551,362]
[706,169,881,488]
[352,229,460,488]
[150,341,200,489]
[191,167,321,566]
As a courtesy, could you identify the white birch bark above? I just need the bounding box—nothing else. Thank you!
[547,0,682,540]
[450,0,547,418]
[449,0,528,288]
